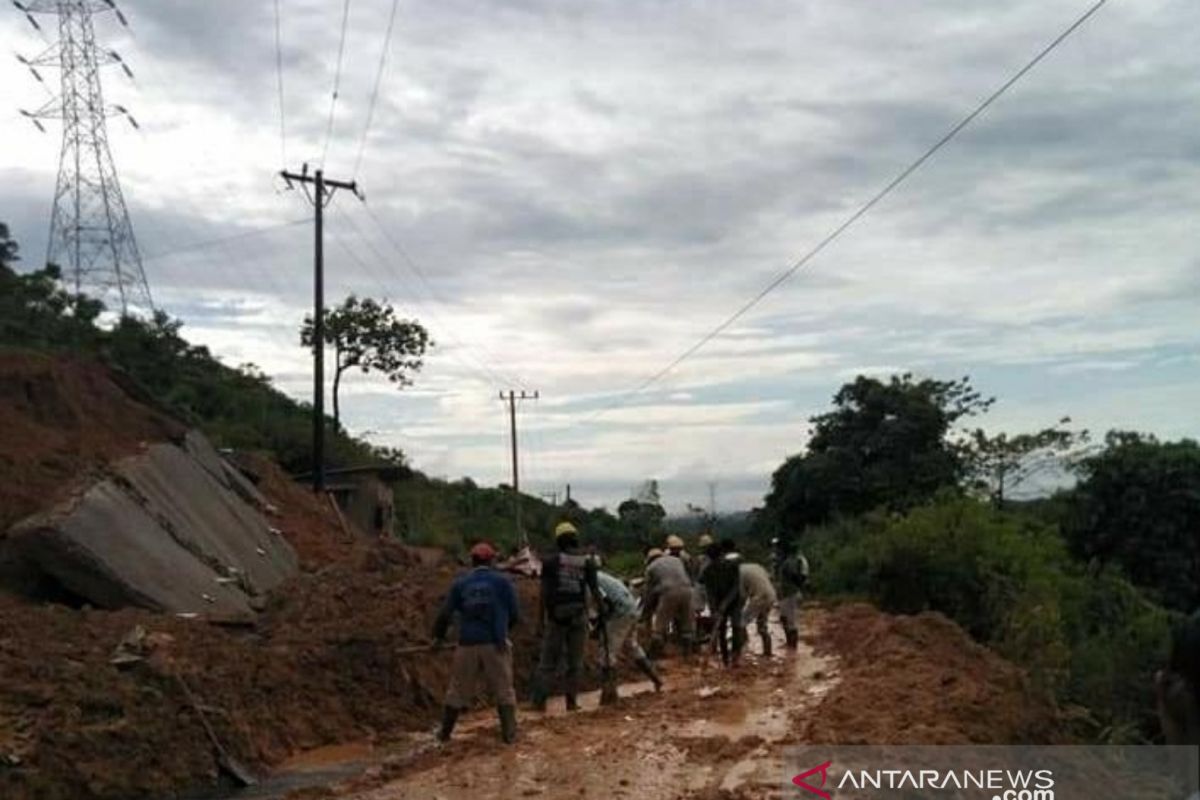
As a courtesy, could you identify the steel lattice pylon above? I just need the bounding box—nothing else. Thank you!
[15,0,152,314]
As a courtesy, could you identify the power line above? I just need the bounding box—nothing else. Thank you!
[320,0,354,168]
[328,222,509,389]
[141,218,308,263]
[333,211,519,388]
[272,0,287,169]
[353,0,401,178]
[351,200,534,389]
[582,0,1111,424]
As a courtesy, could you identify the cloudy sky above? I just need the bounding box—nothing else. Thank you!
[2,0,1198,513]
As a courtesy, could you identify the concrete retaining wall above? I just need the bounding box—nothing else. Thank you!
[1,430,298,621]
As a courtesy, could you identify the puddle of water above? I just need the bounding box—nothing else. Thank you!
[277,741,375,772]
[677,692,793,741]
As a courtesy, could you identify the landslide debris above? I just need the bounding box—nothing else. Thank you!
[0,348,183,530]
[796,603,1063,744]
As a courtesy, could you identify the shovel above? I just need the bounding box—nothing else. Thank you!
[175,673,258,788]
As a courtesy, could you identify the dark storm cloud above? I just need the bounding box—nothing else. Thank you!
[5,0,1200,510]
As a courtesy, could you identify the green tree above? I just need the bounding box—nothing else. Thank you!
[0,264,104,349]
[762,373,992,531]
[617,480,667,549]
[300,295,431,429]
[0,222,18,269]
[965,417,1090,507]
[1065,431,1200,612]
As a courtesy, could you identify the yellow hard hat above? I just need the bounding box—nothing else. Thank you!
[645,548,664,564]
[554,521,579,539]
[665,534,684,550]
[698,534,714,548]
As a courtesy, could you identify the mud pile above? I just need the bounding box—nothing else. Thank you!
[0,350,538,800]
[0,349,183,530]
[797,603,1063,744]
[0,537,550,800]
[0,350,300,618]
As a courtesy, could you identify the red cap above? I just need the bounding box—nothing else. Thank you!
[470,542,497,561]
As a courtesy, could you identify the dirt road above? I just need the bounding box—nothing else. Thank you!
[250,616,837,800]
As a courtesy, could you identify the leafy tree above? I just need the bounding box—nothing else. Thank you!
[300,295,431,429]
[965,417,1090,507]
[762,373,992,531]
[0,264,104,348]
[617,480,667,549]
[1065,431,1200,612]
[0,222,18,269]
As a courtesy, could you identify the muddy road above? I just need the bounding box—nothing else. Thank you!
[244,616,837,800]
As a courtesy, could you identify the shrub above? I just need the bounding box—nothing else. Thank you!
[803,496,1174,741]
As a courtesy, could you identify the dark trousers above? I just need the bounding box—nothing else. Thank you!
[534,615,586,699]
[713,606,745,665]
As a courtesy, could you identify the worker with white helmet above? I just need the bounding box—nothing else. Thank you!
[739,560,778,658]
[642,545,695,659]
[530,521,601,712]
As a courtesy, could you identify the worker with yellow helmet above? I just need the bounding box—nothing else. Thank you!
[530,521,601,712]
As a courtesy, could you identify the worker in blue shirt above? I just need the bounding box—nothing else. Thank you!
[432,541,520,744]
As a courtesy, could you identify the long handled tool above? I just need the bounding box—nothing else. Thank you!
[175,673,258,787]
[598,615,619,706]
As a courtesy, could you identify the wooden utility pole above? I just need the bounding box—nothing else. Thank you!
[500,389,538,545]
[280,164,361,493]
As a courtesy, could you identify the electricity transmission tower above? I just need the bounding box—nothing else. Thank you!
[14,0,152,314]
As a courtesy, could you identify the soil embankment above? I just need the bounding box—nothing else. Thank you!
[0,352,1064,800]
[321,606,1062,800]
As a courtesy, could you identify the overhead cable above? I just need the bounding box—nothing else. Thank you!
[582,0,1111,423]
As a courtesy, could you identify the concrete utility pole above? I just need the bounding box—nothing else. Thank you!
[500,389,539,545]
[280,165,361,493]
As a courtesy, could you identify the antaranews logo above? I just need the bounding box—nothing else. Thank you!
[792,761,832,799]
[792,760,1054,799]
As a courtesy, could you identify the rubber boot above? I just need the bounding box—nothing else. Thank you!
[437,705,460,742]
[635,655,663,692]
[498,705,517,744]
[784,628,799,650]
[565,694,580,711]
[646,636,664,661]
[760,631,773,658]
[599,667,619,706]
[529,682,547,713]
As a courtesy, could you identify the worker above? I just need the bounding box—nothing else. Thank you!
[739,559,778,658]
[530,521,601,712]
[431,541,520,744]
[642,547,695,658]
[773,537,809,650]
[595,570,663,695]
[1158,610,1200,745]
[662,534,691,573]
[700,538,743,666]
[693,533,715,612]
